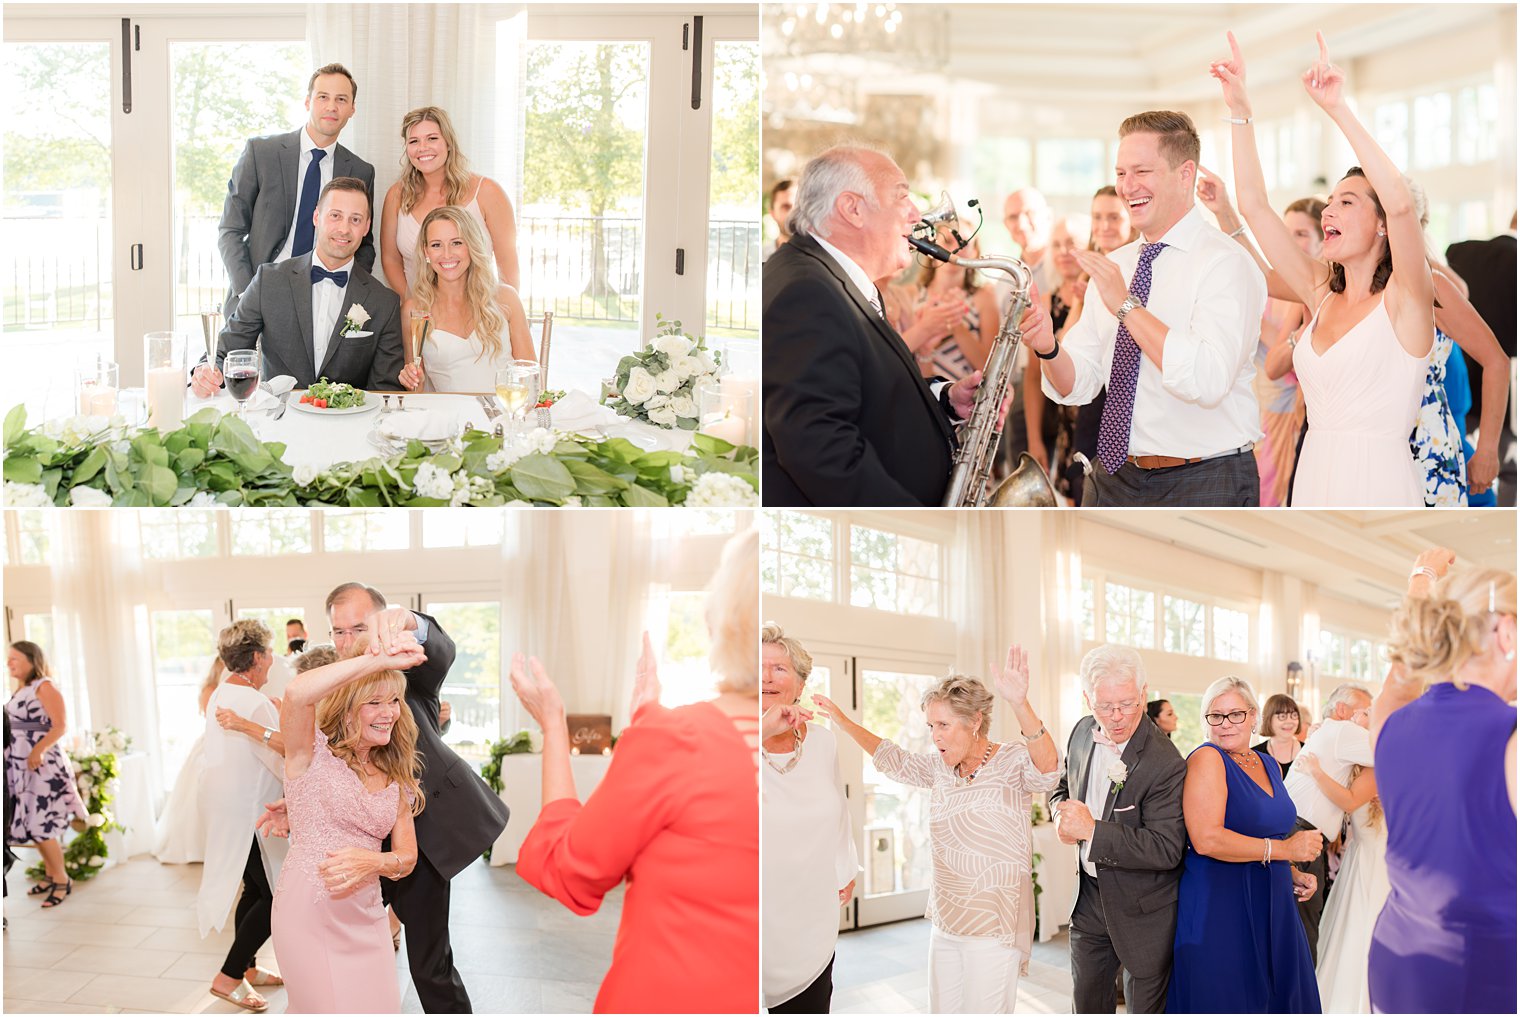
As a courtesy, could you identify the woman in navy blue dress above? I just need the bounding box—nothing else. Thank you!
[1167,676,1322,1013]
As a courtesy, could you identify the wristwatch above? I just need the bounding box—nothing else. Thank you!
[261,728,274,747]
[1115,294,1143,322]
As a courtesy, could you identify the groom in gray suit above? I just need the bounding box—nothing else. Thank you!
[1049,644,1186,1013]
[217,63,376,316]
[193,178,404,394]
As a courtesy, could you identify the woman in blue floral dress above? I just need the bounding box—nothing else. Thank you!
[6,642,86,908]
[1410,327,1468,506]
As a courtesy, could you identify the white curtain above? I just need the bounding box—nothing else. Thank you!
[501,513,658,735]
[1037,511,1086,739]
[46,514,164,804]
[306,3,527,218]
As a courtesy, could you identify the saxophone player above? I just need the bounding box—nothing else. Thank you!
[1032,111,1267,507]
[762,146,1053,507]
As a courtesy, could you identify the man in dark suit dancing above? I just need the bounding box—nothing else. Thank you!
[1446,214,1517,505]
[325,582,510,1014]
[761,145,1051,506]
[218,63,376,316]
[1049,644,1186,1013]
[192,178,404,394]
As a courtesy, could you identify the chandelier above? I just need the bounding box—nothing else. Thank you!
[768,3,950,73]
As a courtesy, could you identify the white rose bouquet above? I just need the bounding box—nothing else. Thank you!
[607,315,723,430]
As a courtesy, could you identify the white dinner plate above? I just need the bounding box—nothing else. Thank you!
[287,391,381,416]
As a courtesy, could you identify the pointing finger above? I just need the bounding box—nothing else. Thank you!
[1316,30,1328,64]
[1227,30,1242,64]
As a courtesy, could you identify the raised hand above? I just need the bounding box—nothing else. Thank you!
[1195,166,1235,218]
[762,703,814,740]
[508,652,566,728]
[810,693,847,726]
[367,606,420,656]
[1208,30,1251,117]
[1070,249,1128,315]
[915,293,969,334]
[1413,546,1457,580]
[1301,31,1345,111]
[993,644,1032,707]
[630,630,662,719]
[374,631,426,672]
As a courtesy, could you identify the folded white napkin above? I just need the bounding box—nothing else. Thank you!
[549,389,612,430]
[264,375,297,397]
[382,409,458,442]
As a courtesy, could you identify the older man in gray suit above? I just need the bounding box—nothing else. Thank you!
[192,178,404,394]
[1049,645,1186,1013]
[218,63,376,316]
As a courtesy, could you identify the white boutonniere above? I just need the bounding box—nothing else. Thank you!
[1107,759,1128,792]
[341,303,372,337]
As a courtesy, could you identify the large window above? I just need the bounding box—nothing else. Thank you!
[230,509,312,556]
[761,511,834,601]
[849,525,942,617]
[150,608,217,787]
[1163,595,1206,657]
[1213,606,1251,663]
[140,511,219,559]
[1104,583,1155,649]
[651,589,715,709]
[322,510,410,553]
[422,510,506,549]
[423,600,502,759]
[11,511,55,565]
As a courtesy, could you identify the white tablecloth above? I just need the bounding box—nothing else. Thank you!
[186,390,691,470]
[488,753,612,866]
[1032,821,1079,942]
[103,751,157,863]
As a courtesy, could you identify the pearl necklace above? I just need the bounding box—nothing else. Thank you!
[762,727,804,775]
[954,740,994,786]
[1228,748,1260,769]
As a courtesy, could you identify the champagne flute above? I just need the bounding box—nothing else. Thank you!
[409,311,431,372]
[224,349,262,421]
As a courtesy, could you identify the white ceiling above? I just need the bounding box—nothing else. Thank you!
[1094,509,1517,608]
[763,3,1511,106]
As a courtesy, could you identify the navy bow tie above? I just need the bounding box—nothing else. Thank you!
[311,265,349,287]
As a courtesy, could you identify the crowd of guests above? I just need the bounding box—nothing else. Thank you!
[762,30,1515,508]
[191,63,534,399]
[6,530,762,1015]
[759,547,1516,1014]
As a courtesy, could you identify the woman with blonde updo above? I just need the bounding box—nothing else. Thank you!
[398,205,534,393]
[813,648,1059,1013]
[1367,552,1515,1014]
[380,105,519,296]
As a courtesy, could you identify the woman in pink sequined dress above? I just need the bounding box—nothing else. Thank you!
[270,637,427,1014]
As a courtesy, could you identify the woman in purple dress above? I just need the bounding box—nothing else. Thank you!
[1369,560,1516,1014]
[5,642,85,909]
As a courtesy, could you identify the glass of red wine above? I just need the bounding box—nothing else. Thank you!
[223,349,262,422]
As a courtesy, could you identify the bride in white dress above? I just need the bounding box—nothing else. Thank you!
[1301,753,1386,1013]
[397,205,535,394]
[153,657,225,863]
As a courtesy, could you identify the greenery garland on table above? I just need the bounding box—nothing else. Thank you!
[1,405,758,508]
[24,727,130,884]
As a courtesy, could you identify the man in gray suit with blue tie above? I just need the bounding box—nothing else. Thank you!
[192,177,403,394]
[217,63,377,316]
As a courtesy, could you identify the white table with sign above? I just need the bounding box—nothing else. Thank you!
[103,751,158,864]
[1032,820,1079,942]
[488,752,614,866]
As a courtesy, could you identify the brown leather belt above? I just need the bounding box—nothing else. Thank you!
[1127,443,1255,471]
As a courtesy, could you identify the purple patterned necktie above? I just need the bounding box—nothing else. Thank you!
[1097,241,1167,474]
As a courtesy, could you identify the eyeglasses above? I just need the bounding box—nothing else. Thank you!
[1204,709,1251,727]
[1092,700,1140,716]
[330,624,369,639]
[1274,710,1300,720]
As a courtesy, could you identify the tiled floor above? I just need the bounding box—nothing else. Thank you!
[832,919,1086,1014]
[4,852,621,1014]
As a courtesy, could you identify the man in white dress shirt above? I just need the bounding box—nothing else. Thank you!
[1049,644,1186,1013]
[1029,110,1266,506]
[1284,681,1374,963]
[193,178,403,393]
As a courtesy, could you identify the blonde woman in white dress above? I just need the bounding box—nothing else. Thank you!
[1301,753,1386,1013]
[398,206,534,394]
[814,647,1060,1014]
[379,105,519,296]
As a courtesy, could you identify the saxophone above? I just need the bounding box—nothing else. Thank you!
[908,233,1057,507]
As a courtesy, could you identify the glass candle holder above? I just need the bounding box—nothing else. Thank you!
[144,331,187,431]
[76,356,120,417]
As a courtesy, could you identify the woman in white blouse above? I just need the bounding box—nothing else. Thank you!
[814,647,1060,1014]
[760,623,857,1013]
